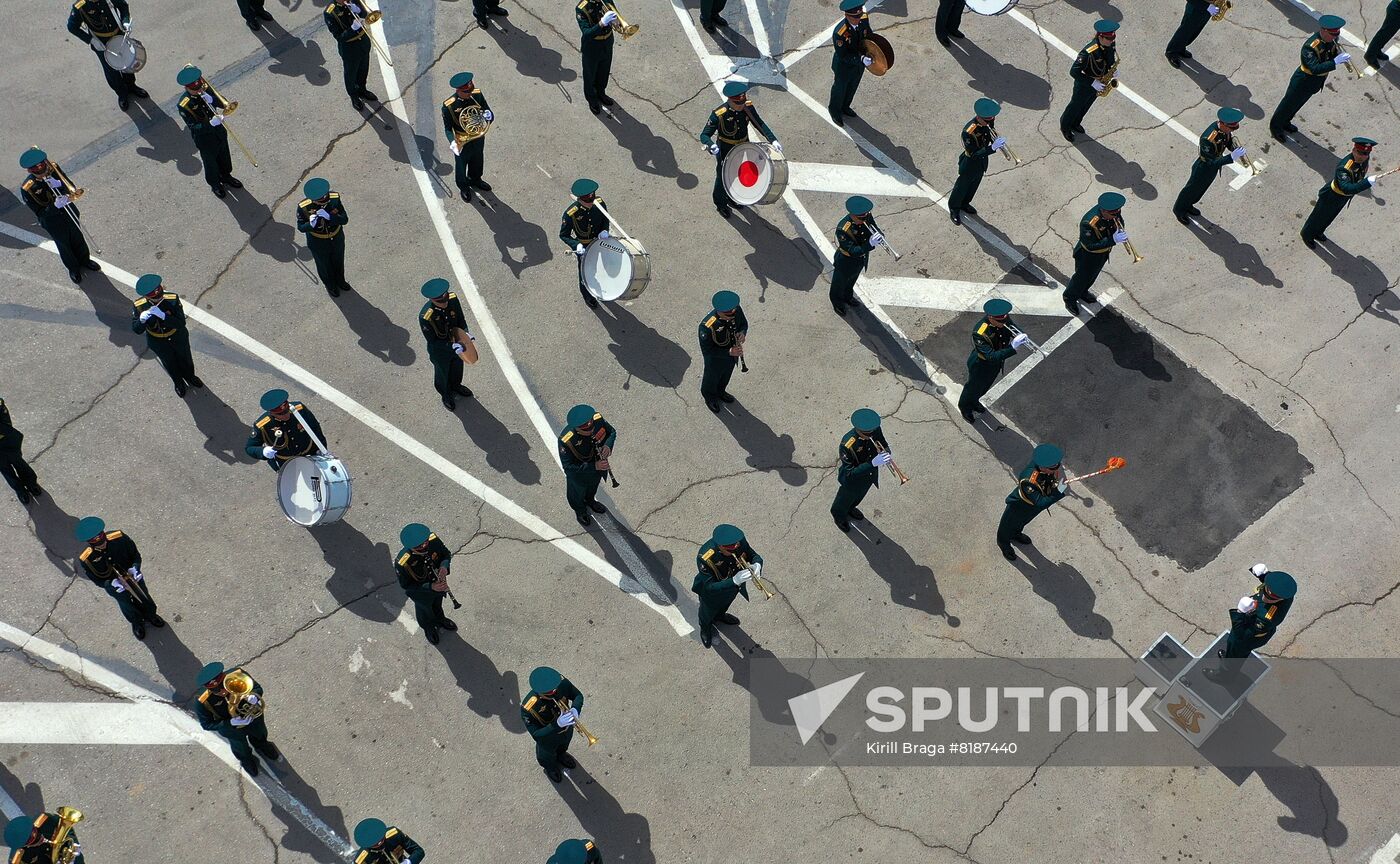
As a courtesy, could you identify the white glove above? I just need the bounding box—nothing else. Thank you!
[245,694,260,706]
[139,308,157,322]
[351,19,363,30]
[1056,480,1068,494]
[316,208,332,221]
[44,176,64,189]
[229,715,253,728]
[308,214,322,227]
[872,451,892,466]
[210,116,223,126]
[201,92,215,105]
[708,142,720,155]
[555,708,578,728]
[869,232,885,248]
[1367,174,1380,186]
[127,567,143,581]
[90,36,105,51]
[54,194,72,209]
[1091,80,1107,92]
[262,446,279,459]
[861,55,874,67]
[1112,228,1129,244]
[991,136,1006,151]
[1230,146,1246,161]
[599,230,610,239]
[732,568,753,585]
[600,9,618,24]
[1334,52,1351,66]
[1207,4,1220,15]
[148,307,166,320]
[1011,332,1030,349]
[574,243,586,256]
[110,578,126,593]
[771,140,784,154]
[1250,563,1269,577]
[482,109,494,122]
[1237,596,1258,614]
[451,342,464,354]
[750,561,762,579]
[349,1,363,12]
[449,140,461,156]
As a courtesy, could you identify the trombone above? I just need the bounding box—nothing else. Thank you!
[873,438,910,485]
[186,68,258,169]
[349,3,393,67]
[737,552,775,600]
[555,697,599,746]
[47,163,103,253]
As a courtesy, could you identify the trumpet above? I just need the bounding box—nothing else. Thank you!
[999,141,1022,165]
[1230,134,1261,176]
[869,221,902,261]
[556,697,599,746]
[1005,321,1044,356]
[1210,0,1231,21]
[873,438,910,485]
[222,669,266,720]
[737,552,775,600]
[52,807,83,864]
[1112,216,1144,263]
[1095,60,1119,99]
[349,3,393,67]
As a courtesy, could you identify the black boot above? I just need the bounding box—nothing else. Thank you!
[438,617,458,631]
[557,752,578,769]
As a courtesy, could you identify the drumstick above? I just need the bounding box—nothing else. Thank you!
[589,199,636,245]
[289,405,331,456]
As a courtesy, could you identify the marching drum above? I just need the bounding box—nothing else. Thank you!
[862,33,895,76]
[582,236,651,302]
[277,454,353,526]
[967,0,1019,13]
[104,34,147,73]
[722,142,788,207]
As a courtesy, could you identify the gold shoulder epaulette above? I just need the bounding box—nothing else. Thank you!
[714,106,728,117]
[592,413,602,421]
[1264,605,1277,621]
[21,178,37,191]
[255,415,272,429]
[328,192,340,200]
[1088,216,1100,228]
[397,553,410,567]
[1206,130,1219,143]
[298,198,312,208]
[836,22,848,36]
[443,96,455,108]
[446,292,457,300]
[197,690,211,704]
[703,315,717,327]
[165,292,178,300]
[577,0,588,8]
[133,297,148,309]
[566,205,579,217]
[79,548,93,562]
[384,828,399,839]
[965,123,978,135]
[1086,44,1099,54]
[422,308,434,321]
[585,841,595,851]
[427,533,438,543]
[843,435,857,449]
[179,96,192,108]
[1344,158,1354,169]
[74,0,86,8]
[1309,37,1321,48]
[561,431,574,443]
[524,694,539,710]
[290,402,304,411]
[975,322,990,336]
[107,530,123,540]
[355,851,369,864]
[701,548,715,561]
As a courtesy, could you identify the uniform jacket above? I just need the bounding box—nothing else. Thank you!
[419,294,469,350]
[576,0,613,42]
[354,827,425,864]
[558,416,616,479]
[244,404,324,462]
[324,2,368,43]
[831,14,873,68]
[196,668,264,736]
[960,118,997,160]
[0,399,24,458]
[691,537,763,608]
[68,0,128,40]
[442,88,492,144]
[130,292,187,339]
[9,811,84,864]
[521,678,585,747]
[1327,154,1372,197]
[968,316,1017,366]
[79,530,143,599]
[1196,122,1238,170]
[20,163,82,229]
[1298,32,1342,75]
[177,87,233,137]
[1074,207,1120,255]
[834,214,878,258]
[699,100,775,147]
[1004,461,1066,510]
[395,534,453,606]
[296,192,348,240]
[1070,39,1116,82]
[698,308,749,358]
[559,199,610,250]
[837,426,889,486]
[1227,586,1293,651]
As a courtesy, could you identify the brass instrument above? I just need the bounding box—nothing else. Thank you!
[187,68,258,169]
[1004,321,1044,356]
[873,438,910,485]
[1095,60,1119,99]
[452,103,490,145]
[348,3,393,67]
[1229,133,1260,176]
[737,552,775,600]
[222,669,266,720]
[1111,215,1144,264]
[51,807,83,864]
[999,140,1022,165]
[591,0,639,39]
[1210,0,1231,21]
[554,697,599,746]
[41,158,102,253]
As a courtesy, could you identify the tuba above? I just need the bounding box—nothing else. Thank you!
[222,669,266,720]
[52,807,83,864]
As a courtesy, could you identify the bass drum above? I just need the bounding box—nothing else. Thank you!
[277,455,353,526]
[967,0,1018,13]
[722,142,789,207]
[104,35,147,73]
[582,236,651,302]
[862,33,895,76]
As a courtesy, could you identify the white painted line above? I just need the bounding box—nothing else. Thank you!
[983,287,1123,405]
[0,622,357,861]
[0,222,693,637]
[862,277,1072,316]
[394,604,420,635]
[0,703,197,745]
[0,786,21,820]
[1005,9,1255,187]
[742,0,772,58]
[787,161,926,197]
[1370,833,1400,864]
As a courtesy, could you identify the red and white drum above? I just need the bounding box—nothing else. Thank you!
[722,142,788,207]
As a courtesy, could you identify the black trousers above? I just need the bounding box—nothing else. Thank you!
[428,344,465,399]
[411,593,448,632]
[996,500,1041,549]
[565,470,603,515]
[829,252,866,309]
[712,140,736,208]
[454,136,485,190]
[90,44,136,98]
[147,334,199,388]
[1368,2,1400,62]
[338,36,371,99]
[1300,186,1350,241]
[935,0,964,39]
[534,728,575,769]
[0,455,38,497]
[1173,160,1221,216]
[1063,247,1108,302]
[114,583,160,626]
[1059,79,1098,134]
[958,358,1003,412]
[828,63,864,116]
[831,474,876,520]
[700,352,737,399]
[307,233,346,294]
[235,0,267,20]
[221,716,273,764]
[1164,4,1210,59]
[581,41,613,107]
[1270,70,1326,134]
[192,129,233,189]
[472,0,504,17]
[947,153,988,213]
[40,210,92,274]
[700,0,727,24]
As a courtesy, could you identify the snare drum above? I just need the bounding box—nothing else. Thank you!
[104,35,147,73]
[967,0,1018,13]
[722,142,789,207]
[582,236,651,302]
[277,454,352,526]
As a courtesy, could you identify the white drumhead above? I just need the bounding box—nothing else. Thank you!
[723,143,775,207]
[277,456,325,526]
[583,238,635,302]
[967,0,1017,14]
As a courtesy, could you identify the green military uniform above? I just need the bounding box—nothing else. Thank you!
[20,149,97,283]
[692,523,762,648]
[996,443,1066,561]
[560,179,610,308]
[353,819,425,864]
[295,178,350,297]
[1366,0,1400,67]
[325,0,376,108]
[1173,108,1245,223]
[131,274,202,396]
[698,290,747,412]
[1063,192,1125,313]
[1059,20,1118,142]
[196,661,280,775]
[699,0,728,31]
[958,299,1025,422]
[828,0,872,126]
[576,0,614,113]
[442,72,493,200]
[394,523,457,645]
[549,838,603,864]
[948,99,1003,224]
[1270,20,1346,140]
[1221,569,1296,658]
[76,516,163,639]
[521,666,585,782]
[1164,0,1213,67]
[831,408,889,532]
[0,398,41,505]
[1301,139,1376,247]
[5,812,84,864]
[830,195,880,317]
[176,66,240,197]
[67,0,147,109]
[245,388,325,472]
[418,278,475,410]
[699,81,777,217]
[558,404,615,527]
